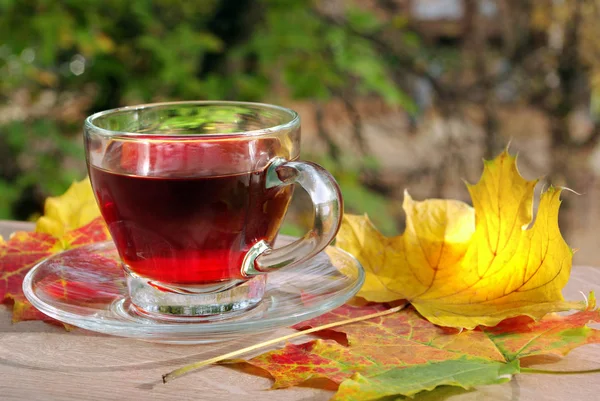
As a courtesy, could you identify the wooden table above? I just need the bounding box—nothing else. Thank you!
[1,221,599,401]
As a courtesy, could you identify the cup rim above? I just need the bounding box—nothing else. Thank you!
[84,100,300,140]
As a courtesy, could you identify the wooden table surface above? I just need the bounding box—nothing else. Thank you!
[1,221,599,401]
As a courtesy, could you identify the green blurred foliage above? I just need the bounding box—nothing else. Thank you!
[0,0,408,232]
[309,153,397,235]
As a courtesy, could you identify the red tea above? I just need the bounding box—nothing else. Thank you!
[89,165,293,285]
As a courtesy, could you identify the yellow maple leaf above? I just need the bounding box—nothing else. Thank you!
[35,178,101,237]
[337,150,584,329]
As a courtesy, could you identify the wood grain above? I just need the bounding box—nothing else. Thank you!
[1,222,599,401]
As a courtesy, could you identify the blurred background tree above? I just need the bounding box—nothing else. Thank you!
[0,0,409,233]
[2,0,600,264]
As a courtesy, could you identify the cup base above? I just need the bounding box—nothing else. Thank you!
[125,269,267,321]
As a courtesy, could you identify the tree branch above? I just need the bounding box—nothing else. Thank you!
[313,12,446,98]
[315,102,341,163]
[340,94,369,157]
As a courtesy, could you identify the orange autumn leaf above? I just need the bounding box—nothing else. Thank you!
[230,301,600,400]
[336,150,582,329]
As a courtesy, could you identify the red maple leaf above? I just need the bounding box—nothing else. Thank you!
[0,217,111,324]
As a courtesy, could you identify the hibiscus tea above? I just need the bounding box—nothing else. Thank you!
[89,165,293,285]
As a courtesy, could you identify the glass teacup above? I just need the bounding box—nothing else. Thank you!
[84,101,342,320]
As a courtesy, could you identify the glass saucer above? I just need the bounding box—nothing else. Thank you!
[22,236,364,344]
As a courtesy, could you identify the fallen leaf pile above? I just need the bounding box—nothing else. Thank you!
[230,302,600,400]
[216,150,600,399]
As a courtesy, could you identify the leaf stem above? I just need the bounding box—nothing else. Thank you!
[162,303,408,384]
[522,367,600,375]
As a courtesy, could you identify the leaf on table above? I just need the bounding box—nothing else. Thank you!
[333,359,519,401]
[61,217,111,248]
[485,299,600,360]
[0,216,111,324]
[229,303,600,400]
[35,178,101,238]
[336,150,579,329]
[0,175,111,324]
[0,231,60,323]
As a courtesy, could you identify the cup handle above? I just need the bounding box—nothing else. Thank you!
[241,157,343,277]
